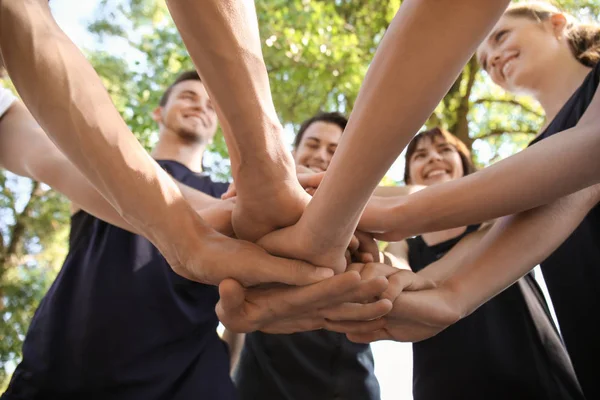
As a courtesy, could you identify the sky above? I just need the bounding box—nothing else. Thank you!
[47,1,415,399]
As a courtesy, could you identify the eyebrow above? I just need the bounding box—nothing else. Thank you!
[179,90,198,97]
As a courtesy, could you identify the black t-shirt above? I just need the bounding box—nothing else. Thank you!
[407,226,584,400]
[528,61,600,400]
[235,327,380,399]
[2,160,236,400]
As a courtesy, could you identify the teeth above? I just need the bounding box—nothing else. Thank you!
[427,170,447,178]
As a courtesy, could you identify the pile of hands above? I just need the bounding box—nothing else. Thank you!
[168,165,464,344]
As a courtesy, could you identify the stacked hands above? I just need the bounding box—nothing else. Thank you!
[173,161,462,344]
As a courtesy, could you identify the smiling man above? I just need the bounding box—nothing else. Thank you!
[1,71,240,399]
[292,112,346,173]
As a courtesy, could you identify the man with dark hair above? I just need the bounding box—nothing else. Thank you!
[229,112,381,400]
[1,0,389,346]
[0,70,241,399]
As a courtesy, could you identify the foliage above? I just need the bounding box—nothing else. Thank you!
[0,0,598,385]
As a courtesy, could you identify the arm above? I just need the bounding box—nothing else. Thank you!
[0,100,233,235]
[0,0,201,260]
[166,0,307,241]
[294,0,511,252]
[256,0,511,271]
[372,185,423,197]
[0,0,334,289]
[344,185,600,343]
[361,86,600,241]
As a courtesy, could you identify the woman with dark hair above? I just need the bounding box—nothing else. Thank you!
[386,127,582,400]
[345,4,600,399]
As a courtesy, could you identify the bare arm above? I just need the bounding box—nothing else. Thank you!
[362,85,600,241]
[296,0,511,251]
[372,185,423,197]
[166,0,306,241]
[0,100,232,234]
[0,0,335,289]
[446,185,600,317]
[0,0,213,267]
[344,186,600,343]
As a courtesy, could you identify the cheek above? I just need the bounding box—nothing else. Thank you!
[293,148,310,164]
[408,161,425,183]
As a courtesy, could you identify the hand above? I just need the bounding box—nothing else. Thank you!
[166,213,335,287]
[256,218,351,274]
[196,198,235,237]
[325,264,460,343]
[351,230,381,264]
[220,167,325,200]
[216,270,393,334]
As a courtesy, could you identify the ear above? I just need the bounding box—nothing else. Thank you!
[549,13,568,39]
[152,107,163,124]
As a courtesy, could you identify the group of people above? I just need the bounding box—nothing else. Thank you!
[0,0,599,399]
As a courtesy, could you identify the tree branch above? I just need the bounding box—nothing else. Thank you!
[475,128,538,140]
[2,180,42,269]
[473,98,545,118]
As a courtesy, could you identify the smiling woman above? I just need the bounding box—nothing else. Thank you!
[384,127,583,400]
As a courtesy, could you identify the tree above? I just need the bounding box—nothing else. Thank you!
[0,0,598,385]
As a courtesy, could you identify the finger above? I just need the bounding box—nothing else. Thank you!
[320,299,393,321]
[359,252,375,264]
[221,183,237,200]
[325,318,388,335]
[348,235,360,253]
[298,171,325,188]
[215,279,251,332]
[245,252,335,287]
[246,271,363,321]
[346,329,391,343]
[334,276,388,304]
[389,270,436,292]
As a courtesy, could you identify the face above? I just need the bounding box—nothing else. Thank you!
[476,14,566,94]
[408,136,464,186]
[155,80,217,143]
[293,121,342,172]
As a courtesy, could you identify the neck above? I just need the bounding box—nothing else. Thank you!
[530,54,592,122]
[421,226,468,247]
[151,128,207,173]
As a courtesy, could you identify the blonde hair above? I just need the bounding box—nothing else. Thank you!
[505,1,600,67]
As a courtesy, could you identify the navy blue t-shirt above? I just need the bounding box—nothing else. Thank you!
[235,330,380,400]
[2,160,236,400]
[528,61,600,400]
[407,227,583,400]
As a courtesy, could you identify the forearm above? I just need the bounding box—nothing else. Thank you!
[301,0,510,247]
[446,186,599,317]
[0,0,194,239]
[166,0,294,180]
[372,185,423,197]
[390,122,600,238]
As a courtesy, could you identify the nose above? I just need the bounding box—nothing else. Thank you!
[427,150,443,163]
[314,146,329,162]
[488,50,501,69]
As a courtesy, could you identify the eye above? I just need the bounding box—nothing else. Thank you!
[413,153,425,160]
[495,29,508,43]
